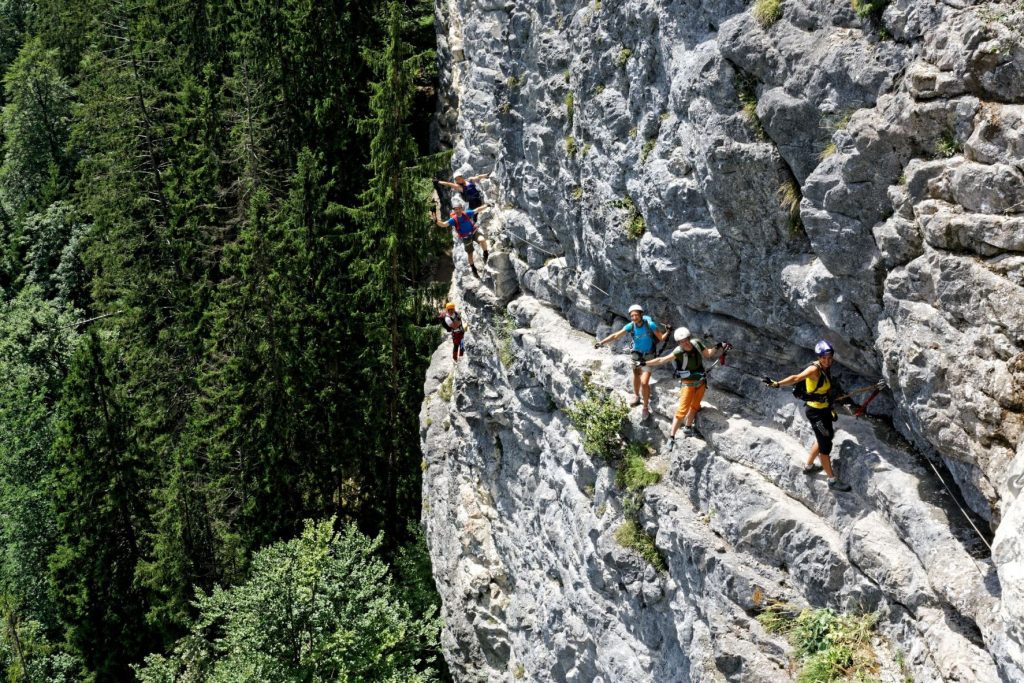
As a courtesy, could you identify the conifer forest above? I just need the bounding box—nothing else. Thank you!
[0,0,450,679]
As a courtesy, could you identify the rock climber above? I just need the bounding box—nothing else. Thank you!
[762,340,858,493]
[434,202,490,278]
[436,172,490,209]
[594,304,668,420]
[647,327,731,446]
[438,302,466,362]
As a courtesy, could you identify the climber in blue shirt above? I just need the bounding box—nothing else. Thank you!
[594,304,668,420]
[434,202,490,278]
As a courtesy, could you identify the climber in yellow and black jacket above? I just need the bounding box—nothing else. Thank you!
[763,340,859,493]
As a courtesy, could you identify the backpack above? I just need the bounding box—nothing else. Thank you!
[449,211,476,238]
[628,317,656,351]
[794,362,829,402]
[672,341,706,379]
[438,311,460,332]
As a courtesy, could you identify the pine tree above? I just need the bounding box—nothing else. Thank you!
[347,0,448,539]
[48,332,158,678]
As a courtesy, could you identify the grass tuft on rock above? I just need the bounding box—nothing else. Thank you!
[496,313,516,367]
[610,196,645,239]
[616,442,661,491]
[757,603,879,682]
[753,0,782,27]
[614,520,666,571]
[777,178,803,236]
[851,0,889,21]
[735,73,766,140]
[438,372,454,401]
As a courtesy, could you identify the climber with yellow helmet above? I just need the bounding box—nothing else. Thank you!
[647,327,731,447]
[763,340,858,493]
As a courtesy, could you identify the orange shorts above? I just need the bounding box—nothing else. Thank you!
[675,382,706,420]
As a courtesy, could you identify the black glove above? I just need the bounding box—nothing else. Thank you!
[762,377,779,388]
[721,341,733,351]
[593,342,602,349]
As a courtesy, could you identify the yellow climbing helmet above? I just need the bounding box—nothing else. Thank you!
[445,302,456,310]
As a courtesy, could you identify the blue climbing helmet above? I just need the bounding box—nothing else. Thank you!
[814,340,835,356]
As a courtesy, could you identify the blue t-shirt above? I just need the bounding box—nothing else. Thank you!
[623,315,659,353]
[446,210,478,238]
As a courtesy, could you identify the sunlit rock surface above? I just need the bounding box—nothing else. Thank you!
[423,1,1024,680]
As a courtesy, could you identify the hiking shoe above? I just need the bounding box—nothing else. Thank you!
[482,250,490,265]
[828,478,851,492]
[683,426,695,437]
[803,464,823,475]
[641,407,650,420]
[629,394,641,407]
[667,436,675,451]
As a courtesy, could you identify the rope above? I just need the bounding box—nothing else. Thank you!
[502,230,611,298]
[918,452,992,555]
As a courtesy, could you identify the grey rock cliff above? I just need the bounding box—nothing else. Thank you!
[423,1,1024,680]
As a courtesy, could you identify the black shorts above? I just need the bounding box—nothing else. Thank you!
[805,406,835,455]
[465,196,484,210]
[461,230,486,253]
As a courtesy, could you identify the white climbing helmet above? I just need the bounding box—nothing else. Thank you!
[674,327,691,342]
[628,304,643,314]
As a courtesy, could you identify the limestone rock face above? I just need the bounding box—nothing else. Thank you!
[423,1,1024,680]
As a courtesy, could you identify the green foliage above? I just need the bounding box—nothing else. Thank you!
[934,132,963,158]
[49,331,159,677]
[595,83,605,94]
[616,442,661,491]
[756,604,879,682]
[565,382,628,462]
[614,520,666,571]
[565,135,578,157]
[565,92,574,128]
[438,371,455,401]
[0,288,78,631]
[752,0,782,27]
[778,178,803,235]
[641,138,656,163]
[0,0,449,676]
[616,47,632,69]
[497,312,517,367]
[0,602,86,683]
[0,37,73,221]
[571,186,584,201]
[135,518,441,682]
[735,72,766,140]
[851,0,890,21]
[819,142,837,160]
[611,196,645,239]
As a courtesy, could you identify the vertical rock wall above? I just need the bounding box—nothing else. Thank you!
[423,1,1024,680]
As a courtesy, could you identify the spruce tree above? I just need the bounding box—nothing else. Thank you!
[49,332,158,678]
[348,0,448,539]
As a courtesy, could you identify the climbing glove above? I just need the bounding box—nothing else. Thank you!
[762,377,780,388]
[716,341,733,351]
[593,342,602,349]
